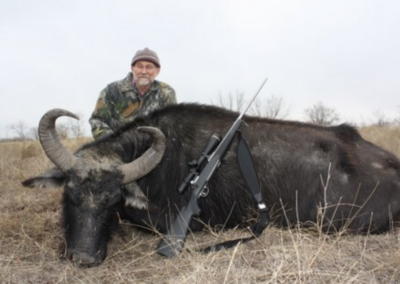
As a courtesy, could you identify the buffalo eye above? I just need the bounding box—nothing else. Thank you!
[106,193,122,208]
[65,189,81,205]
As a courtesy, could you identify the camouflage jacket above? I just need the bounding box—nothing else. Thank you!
[89,73,177,139]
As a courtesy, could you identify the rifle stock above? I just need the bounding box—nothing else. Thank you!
[156,200,199,258]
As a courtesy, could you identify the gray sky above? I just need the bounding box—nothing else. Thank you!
[1,0,399,138]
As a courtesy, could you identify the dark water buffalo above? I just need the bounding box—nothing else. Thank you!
[22,103,400,266]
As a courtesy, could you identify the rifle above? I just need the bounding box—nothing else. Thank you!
[156,77,269,258]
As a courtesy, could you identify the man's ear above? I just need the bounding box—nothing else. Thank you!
[22,167,66,189]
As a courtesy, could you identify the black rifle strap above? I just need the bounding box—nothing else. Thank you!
[200,131,269,254]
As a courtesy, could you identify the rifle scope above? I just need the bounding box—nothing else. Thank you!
[177,134,221,194]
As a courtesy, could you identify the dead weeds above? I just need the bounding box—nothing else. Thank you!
[1,129,400,284]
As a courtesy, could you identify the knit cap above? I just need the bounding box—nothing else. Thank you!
[131,47,160,67]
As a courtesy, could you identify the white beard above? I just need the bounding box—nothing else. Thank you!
[137,78,151,86]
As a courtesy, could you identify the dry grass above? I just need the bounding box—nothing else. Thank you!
[359,124,400,156]
[1,126,400,284]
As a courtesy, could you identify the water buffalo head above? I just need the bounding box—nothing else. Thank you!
[22,109,166,266]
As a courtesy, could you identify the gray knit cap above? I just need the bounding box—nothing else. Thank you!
[131,47,160,67]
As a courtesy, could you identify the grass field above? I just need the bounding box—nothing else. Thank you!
[1,125,400,283]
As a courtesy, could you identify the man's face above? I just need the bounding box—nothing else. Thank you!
[132,61,160,87]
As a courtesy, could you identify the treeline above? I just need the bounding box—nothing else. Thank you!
[213,92,400,127]
[4,112,86,142]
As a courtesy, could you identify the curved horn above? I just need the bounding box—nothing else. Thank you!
[39,109,79,172]
[121,126,166,184]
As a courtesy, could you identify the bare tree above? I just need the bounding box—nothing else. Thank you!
[372,110,392,126]
[395,106,400,125]
[29,127,39,140]
[66,112,85,138]
[213,91,246,112]
[213,92,290,119]
[7,121,30,140]
[55,123,70,140]
[250,94,290,119]
[304,102,340,126]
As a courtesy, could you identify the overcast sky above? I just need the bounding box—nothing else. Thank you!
[1,0,399,138]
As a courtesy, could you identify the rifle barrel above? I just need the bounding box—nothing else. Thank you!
[239,77,268,120]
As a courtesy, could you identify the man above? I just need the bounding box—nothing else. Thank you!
[89,48,176,218]
[89,47,177,139]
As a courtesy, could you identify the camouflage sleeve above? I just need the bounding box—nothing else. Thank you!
[162,85,177,106]
[89,88,114,139]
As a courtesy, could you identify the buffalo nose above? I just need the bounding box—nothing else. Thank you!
[68,250,97,266]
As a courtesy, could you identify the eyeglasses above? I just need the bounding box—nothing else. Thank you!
[133,64,156,71]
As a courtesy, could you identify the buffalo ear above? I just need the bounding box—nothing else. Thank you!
[21,167,66,189]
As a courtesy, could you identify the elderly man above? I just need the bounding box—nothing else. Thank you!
[88,48,176,220]
[89,47,177,139]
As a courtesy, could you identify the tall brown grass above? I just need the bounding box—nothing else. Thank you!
[1,126,400,284]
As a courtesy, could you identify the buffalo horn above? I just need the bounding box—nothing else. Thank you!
[121,126,166,184]
[38,109,79,172]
